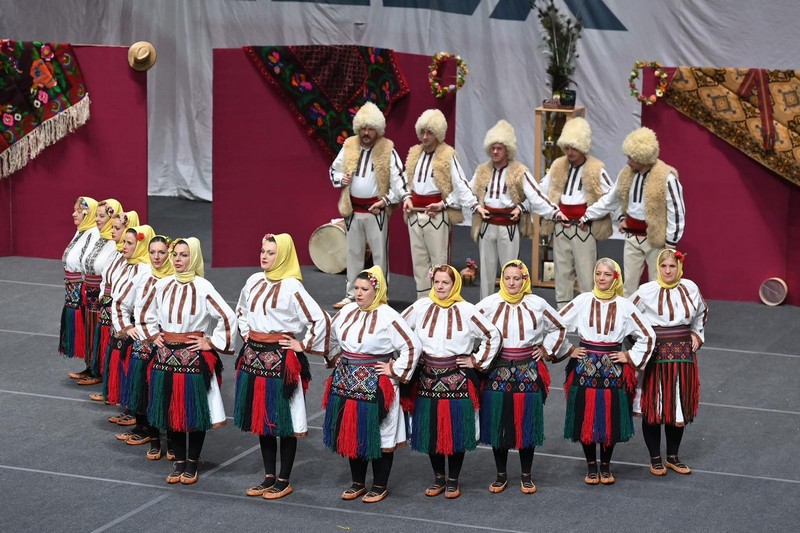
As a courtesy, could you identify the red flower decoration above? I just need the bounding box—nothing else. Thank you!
[136,232,145,241]
[613,271,620,279]
[674,251,685,262]
[263,233,274,241]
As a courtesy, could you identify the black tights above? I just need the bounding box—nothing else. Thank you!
[259,435,297,480]
[349,452,394,488]
[167,430,206,462]
[492,447,535,475]
[582,443,614,467]
[429,452,465,480]
[642,421,684,460]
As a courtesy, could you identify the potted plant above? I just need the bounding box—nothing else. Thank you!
[534,0,583,107]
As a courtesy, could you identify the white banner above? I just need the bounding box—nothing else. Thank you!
[3,0,798,200]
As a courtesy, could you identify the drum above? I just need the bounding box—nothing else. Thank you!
[759,277,787,306]
[309,220,347,274]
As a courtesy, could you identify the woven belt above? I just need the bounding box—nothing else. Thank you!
[162,331,204,343]
[249,331,292,343]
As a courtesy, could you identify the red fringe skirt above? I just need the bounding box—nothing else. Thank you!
[640,326,699,426]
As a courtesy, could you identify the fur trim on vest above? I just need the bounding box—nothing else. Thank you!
[540,155,612,240]
[337,136,395,218]
[616,159,679,248]
[470,160,533,242]
[405,143,464,224]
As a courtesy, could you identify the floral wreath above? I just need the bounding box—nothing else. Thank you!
[428,52,469,99]
[428,264,443,280]
[629,60,669,106]
[105,205,116,216]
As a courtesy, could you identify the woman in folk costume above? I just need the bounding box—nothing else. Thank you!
[235,233,330,500]
[631,249,707,476]
[323,266,420,504]
[141,237,237,485]
[546,258,654,485]
[402,265,501,499]
[102,225,153,440]
[76,199,125,387]
[116,234,175,459]
[475,260,567,494]
[63,196,98,370]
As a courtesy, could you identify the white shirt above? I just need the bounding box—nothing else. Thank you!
[329,303,421,383]
[475,293,567,357]
[81,227,119,277]
[401,299,501,372]
[409,150,478,211]
[539,163,613,206]
[62,229,94,273]
[546,292,655,370]
[236,274,331,356]
[141,275,238,354]
[631,280,707,342]
[329,144,407,203]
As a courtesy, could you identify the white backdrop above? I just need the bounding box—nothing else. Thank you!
[1,0,797,200]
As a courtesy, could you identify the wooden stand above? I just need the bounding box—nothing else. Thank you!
[531,105,586,288]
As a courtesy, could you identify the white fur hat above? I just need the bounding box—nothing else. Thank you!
[622,127,659,165]
[415,109,447,143]
[483,120,517,160]
[557,117,591,154]
[352,102,386,136]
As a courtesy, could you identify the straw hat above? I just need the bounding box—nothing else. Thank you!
[128,41,157,71]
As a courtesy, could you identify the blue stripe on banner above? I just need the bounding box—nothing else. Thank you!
[564,0,627,30]
[384,0,480,16]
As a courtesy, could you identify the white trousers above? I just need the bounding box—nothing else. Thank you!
[345,211,388,299]
[407,212,450,298]
[478,223,520,300]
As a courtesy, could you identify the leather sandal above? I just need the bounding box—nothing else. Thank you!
[520,473,537,494]
[665,456,692,475]
[246,475,276,497]
[165,449,176,461]
[425,475,446,497]
[488,473,508,494]
[341,483,367,500]
[68,369,91,380]
[263,479,293,500]
[584,462,600,485]
[115,431,134,441]
[599,463,615,485]
[126,433,155,446]
[649,457,668,476]
[444,478,461,499]
[180,460,199,485]
[107,413,125,424]
[166,461,186,484]
[89,393,105,402]
[146,445,163,461]
[116,414,137,426]
[77,376,102,386]
[362,486,388,503]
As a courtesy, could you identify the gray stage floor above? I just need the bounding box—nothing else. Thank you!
[1,198,798,532]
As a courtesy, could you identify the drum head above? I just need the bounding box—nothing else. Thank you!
[308,222,347,274]
[759,277,787,306]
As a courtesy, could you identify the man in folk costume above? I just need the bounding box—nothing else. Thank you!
[402,109,488,299]
[330,102,408,309]
[470,120,566,300]
[539,117,614,309]
[581,127,685,296]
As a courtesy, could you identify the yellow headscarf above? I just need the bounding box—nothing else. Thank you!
[76,196,98,233]
[264,233,303,282]
[360,265,388,312]
[115,210,141,251]
[149,235,175,279]
[98,198,123,240]
[656,249,685,289]
[428,264,465,308]
[498,260,532,305]
[592,258,624,300]
[173,237,205,283]
[125,225,154,265]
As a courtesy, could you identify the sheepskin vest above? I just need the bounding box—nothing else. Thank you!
[337,136,394,218]
[470,160,534,242]
[616,159,679,248]
[405,143,464,224]
[540,155,612,240]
